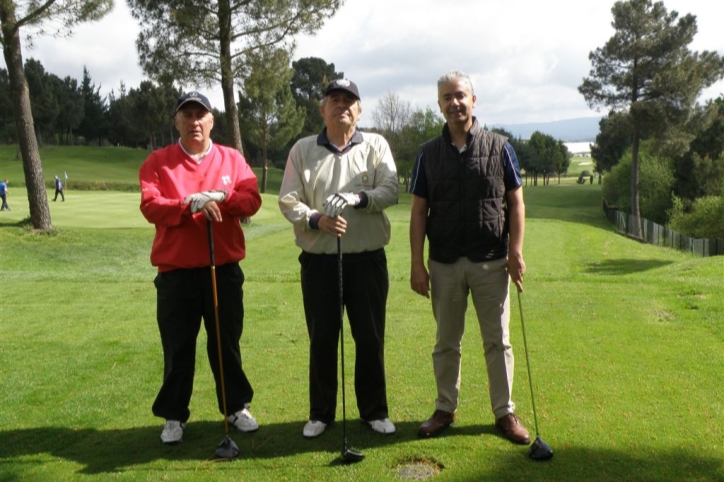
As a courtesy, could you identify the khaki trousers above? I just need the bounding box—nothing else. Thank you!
[429,256,516,419]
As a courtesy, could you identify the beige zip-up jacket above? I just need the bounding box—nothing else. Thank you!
[278,131,398,255]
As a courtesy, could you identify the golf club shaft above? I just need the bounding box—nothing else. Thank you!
[517,290,541,436]
[338,236,348,447]
[208,220,231,436]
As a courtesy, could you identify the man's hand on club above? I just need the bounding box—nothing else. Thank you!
[323,192,360,218]
[184,190,227,221]
[318,213,347,237]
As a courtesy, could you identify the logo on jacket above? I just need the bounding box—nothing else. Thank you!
[222,175,231,185]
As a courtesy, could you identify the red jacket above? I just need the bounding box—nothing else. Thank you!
[139,143,262,272]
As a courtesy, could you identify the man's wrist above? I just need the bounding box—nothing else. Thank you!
[355,191,368,209]
[309,212,323,229]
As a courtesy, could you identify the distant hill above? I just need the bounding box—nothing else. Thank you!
[490,116,602,142]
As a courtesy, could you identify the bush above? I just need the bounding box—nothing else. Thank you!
[602,141,674,224]
[668,195,724,239]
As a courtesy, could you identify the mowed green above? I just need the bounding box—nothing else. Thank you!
[0,148,722,482]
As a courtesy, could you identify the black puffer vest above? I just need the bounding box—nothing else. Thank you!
[421,119,508,263]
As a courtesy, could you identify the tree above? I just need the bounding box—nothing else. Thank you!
[494,129,534,186]
[0,0,112,230]
[238,47,304,193]
[554,140,572,183]
[54,76,84,144]
[370,91,415,188]
[24,58,57,145]
[371,91,411,134]
[108,82,142,148]
[578,0,724,237]
[128,0,342,156]
[674,97,724,203]
[396,107,444,190]
[130,80,172,150]
[528,131,557,185]
[602,141,674,225]
[591,110,633,174]
[0,68,15,143]
[77,67,109,146]
[290,57,342,139]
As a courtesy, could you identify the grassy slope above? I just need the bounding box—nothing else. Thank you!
[0,149,722,481]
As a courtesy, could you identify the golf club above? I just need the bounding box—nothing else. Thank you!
[337,236,364,464]
[207,220,240,460]
[517,290,553,461]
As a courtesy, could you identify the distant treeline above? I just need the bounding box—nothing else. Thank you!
[0,57,342,169]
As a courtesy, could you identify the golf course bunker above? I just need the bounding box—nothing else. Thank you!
[396,457,444,480]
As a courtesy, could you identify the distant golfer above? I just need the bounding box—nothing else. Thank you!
[139,91,262,445]
[410,70,530,444]
[0,179,9,211]
[278,79,399,438]
[53,175,65,202]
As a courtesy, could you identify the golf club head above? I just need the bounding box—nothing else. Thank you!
[215,435,240,459]
[528,436,553,461]
[341,441,364,464]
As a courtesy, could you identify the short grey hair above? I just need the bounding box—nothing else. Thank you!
[437,70,474,96]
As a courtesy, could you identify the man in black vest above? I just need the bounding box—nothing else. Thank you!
[409,70,529,445]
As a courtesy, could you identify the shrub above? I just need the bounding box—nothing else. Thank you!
[602,141,674,224]
[669,195,724,239]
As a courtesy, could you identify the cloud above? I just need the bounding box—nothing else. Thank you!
[5,0,723,126]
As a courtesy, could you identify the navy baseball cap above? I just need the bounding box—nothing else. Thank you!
[323,79,360,100]
[175,91,212,112]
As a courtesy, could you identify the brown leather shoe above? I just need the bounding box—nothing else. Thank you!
[495,413,530,444]
[418,409,456,437]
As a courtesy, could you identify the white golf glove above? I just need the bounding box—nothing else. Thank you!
[323,192,360,217]
[184,190,226,213]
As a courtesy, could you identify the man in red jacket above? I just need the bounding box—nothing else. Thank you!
[139,91,262,445]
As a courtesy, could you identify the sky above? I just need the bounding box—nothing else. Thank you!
[11,0,724,126]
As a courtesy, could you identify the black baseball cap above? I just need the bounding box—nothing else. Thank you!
[323,79,360,100]
[175,91,212,112]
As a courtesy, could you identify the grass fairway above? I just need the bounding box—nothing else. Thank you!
[0,157,723,481]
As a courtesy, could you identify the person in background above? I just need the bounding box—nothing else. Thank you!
[139,91,262,445]
[278,79,399,439]
[409,70,530,445]
[53,175,65,202]
[0,179,9,211]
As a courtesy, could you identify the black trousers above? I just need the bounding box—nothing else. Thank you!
[152,263,253,422]
[299,249,390,423]
[53,187,64,201]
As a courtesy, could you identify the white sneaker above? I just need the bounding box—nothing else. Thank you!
[368,418,396,434]
[227,407,259,432]
[160,420,185,444]
[303,420,327,438]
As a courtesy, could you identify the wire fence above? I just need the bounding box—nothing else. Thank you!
[602,200,724,257]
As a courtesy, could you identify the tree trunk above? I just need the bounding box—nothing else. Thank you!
[630,128,642,239]
[218,0,243,154]
[0,4,52,230]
